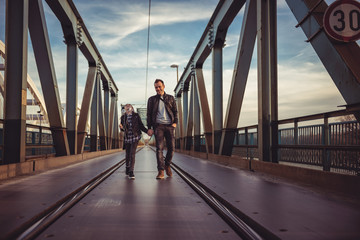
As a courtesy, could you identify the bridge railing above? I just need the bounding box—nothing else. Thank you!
[0,119,119,164]
[178,110,360,176]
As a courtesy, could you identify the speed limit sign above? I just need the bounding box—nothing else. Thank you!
[323,0,360,42]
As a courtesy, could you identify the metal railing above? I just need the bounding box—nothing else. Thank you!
[177,110,360,176]
[0,121,108,164]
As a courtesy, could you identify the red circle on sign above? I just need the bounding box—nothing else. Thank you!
[323,0,360,42]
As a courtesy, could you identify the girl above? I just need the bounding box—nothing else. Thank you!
[120,104,148,179]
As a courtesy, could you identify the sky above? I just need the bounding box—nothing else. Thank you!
[0,0,357,128]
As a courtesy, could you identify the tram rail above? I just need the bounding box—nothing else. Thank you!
[150,147,279,240]
[6,146,279,240]
[4,155,127,240]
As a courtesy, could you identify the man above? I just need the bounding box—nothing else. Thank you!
[147,79,178,179]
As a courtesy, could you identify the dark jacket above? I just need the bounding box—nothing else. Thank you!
[120,112,148,138]
[147,92,178,129]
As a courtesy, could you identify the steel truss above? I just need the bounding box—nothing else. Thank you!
[3,0,119,164]
[174,0,360,161]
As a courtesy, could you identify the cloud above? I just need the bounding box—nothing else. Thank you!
[75,0,216,48]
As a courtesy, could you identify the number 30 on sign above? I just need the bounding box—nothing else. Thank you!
[323,0,360,42]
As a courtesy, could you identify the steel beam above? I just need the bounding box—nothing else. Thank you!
[219,0,257,156]
[185,78,195,150]
[212,44,223,154]
[257,0,278,162]
[257,0,270,162]
[182,89,189,149]
[195,68,213,154]
[77,66,97,153]
[0,72,4,98]
[3,0,28,164]
[28,0,69,156]
[269,1,279,163]
[193,76,201,152]
[65,39,78,155]
[176,97,184,150]
[90,73,100,152]
[104,86,110,149]
[174,0,246,97]
[44,0,118,95]
[285,0,360,121]
[112,101,119,149]
[108,95,116,149]
[98,81,107,150]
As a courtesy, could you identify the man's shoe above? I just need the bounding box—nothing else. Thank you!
[125,167,130,175]
[156,170,164,179]
[165,165,172,177]
[128,171,135,179]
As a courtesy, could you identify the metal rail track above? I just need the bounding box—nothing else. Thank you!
[148,146,279,240]
[7,146,279,239]
[171,162,280,240]
[5,150,132,240]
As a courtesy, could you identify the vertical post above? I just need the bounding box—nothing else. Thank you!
[90,72,99,151]
[77,66,96,154]
[294,120,298,145]
[193,75,201,152]
[39,114,42,145]
[108,94,116,149]
[182,89,189,149]
[104,84,110,149]
[257,0,270,162]
[245,128,249,159]
[270,0,278,163]
[195,68,213,154]
[98,81,107,150]
[323,116,330,171]
[176,97,183,150]
[185,78,194,151]
[3,0,29,163]
[112,99,119,149]
[257,0,277,162]
[212,44,223,154]
[65,38,78,155]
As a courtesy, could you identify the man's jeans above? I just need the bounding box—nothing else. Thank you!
[155,124,175,170]
[125,140,139,172]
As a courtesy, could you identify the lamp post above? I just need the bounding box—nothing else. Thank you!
[170,64,180,149]
[37,110,43,145]
[170,64,179,82]
[37,110,44,150]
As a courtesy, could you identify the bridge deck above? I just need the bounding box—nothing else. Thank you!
[0,147,359,239]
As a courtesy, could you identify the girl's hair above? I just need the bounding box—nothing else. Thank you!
[125,104,134,113]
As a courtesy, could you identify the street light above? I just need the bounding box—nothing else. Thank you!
[37,110,43,145]
[170,64,179,82]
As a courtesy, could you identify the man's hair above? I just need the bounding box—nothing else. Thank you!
[154,79,164,85]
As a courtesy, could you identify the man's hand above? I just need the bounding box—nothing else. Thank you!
[172,123,177,128]
[147,129,154,136]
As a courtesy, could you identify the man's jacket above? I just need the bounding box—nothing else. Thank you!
[120,112,148,138]
[147,92,178,129]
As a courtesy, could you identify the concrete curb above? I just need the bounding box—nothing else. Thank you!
[0,149,123,181]
[176,149,360,198]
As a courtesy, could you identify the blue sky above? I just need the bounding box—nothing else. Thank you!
[0,0,354,127]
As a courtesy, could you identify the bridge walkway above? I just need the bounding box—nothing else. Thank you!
[0,146,359,239]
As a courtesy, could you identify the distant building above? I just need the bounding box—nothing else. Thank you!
[136,107,147,127]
